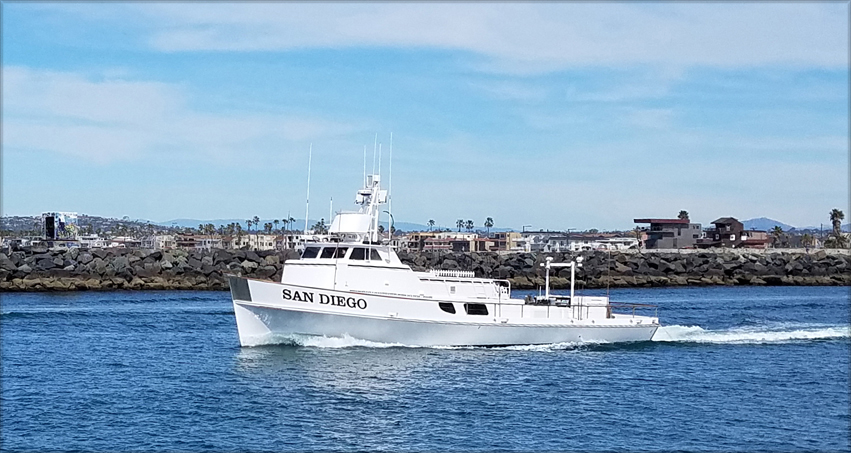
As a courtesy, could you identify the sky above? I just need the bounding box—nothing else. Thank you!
[2,2,848,231]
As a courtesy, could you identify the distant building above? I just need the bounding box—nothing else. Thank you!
[247,233,277,251]
[696,217,770,249]
[108,236,141,248]
[406,231,440,251]
[194,235,224,250]
[492,231,522,251]
[519,230,567,252]
[568,234,639,251]
[140,234,176,250]
[80,234,110,248]
[423,237,470,252]
[42,212,79,244]
[634,218,702,249]
[545,235,571,252]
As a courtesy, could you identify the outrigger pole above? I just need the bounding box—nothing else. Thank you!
[540,256,584,301]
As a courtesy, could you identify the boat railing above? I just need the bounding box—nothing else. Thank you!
[490,297,656,320]
[608,302,659,319]
[429,269,475,278]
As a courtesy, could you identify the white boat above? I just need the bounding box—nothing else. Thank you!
[228,173,660,347]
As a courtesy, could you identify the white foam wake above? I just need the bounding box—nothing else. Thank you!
[242,333,409,348]
[652,324,850,344]
[244,334,600,350]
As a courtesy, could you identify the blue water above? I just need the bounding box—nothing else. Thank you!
[1,286,849,452]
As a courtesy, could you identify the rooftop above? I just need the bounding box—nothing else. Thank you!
[633,218,690,225]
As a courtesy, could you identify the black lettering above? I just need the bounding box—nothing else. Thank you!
[282,289,292,300]
[319,294,330,304]
[357,299,367,309]
[292,291,303,302]
[304,292,314,303]
[336,296,346,306]
[346,297,356,308]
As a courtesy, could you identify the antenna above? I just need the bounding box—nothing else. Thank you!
[378,143,382,179]
[363,145,367,188]
[304,144,312,235]
[389,132,393,219]
[372,133,377,176]
[329,197,333,224]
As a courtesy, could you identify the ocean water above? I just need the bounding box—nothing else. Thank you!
[1,286,848,452]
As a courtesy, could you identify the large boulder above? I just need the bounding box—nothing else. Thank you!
[36,258,57,270]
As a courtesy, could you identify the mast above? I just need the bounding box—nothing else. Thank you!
[372,133,377,176]
[389,132,393,222]
[304,144,312,235]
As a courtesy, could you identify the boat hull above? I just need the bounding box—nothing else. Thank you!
[230,277,658,347]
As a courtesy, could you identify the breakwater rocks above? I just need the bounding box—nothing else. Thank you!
[0,248,300,292]
[397,249,851,289]
[0,247,848,292]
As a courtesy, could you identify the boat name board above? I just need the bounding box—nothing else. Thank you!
[282,289,368,310]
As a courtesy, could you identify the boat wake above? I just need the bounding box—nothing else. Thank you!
[241,333,410,349]
[245,334,604,350]
[652,323,850,344]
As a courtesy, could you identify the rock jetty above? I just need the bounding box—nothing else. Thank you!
[0,247,848,292]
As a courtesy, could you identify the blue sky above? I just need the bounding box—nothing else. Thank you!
[2,2,848,230]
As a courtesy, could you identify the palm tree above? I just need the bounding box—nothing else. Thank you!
[246,219,253,232]
[456,219,464,232]
[771,226,784,248]
[235,224,244,249]
[288,217,296,232]
[428,219,435,231]
[274,219,280,232]
[264,222,273,234]
[484,217,494,235]
[830,209,845,237]
[465,220,474,232]
[312,218,328,234]
[678,210,689,220]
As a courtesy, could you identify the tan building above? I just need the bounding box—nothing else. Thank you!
[492,232,522,251]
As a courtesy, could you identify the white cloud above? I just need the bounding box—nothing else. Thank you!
[123,3,849,71]
[2,66,355,163]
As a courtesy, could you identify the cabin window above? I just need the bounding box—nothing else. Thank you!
[333,247,348,258]
[320,248,336,259]
[464,303,489,315]
[369,249,382,261]
[350,248,366,260]
[439,302,456,314]
[302,247,321,259]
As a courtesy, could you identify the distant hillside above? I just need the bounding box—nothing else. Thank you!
[741,217,795,231]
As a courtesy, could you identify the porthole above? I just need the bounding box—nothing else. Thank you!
[438,302,456,314]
